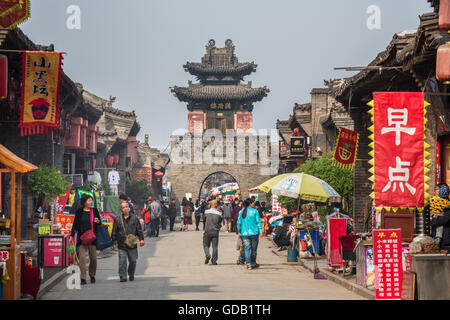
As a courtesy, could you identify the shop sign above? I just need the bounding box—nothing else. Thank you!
[0,250,9,261]
[368,92,430,211]
[38,224,51,236]
[19,51,64,136]
[55,214,75,234]
[271,195,282,214]
[373,229,402,300]
[290,136,305,158]
[54,185,72,214]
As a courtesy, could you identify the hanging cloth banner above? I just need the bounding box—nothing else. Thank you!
[19,51,64,136]
[367,92,431,212]
[331,127,359,171]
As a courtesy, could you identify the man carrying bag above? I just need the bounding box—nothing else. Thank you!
[112,202,145,282]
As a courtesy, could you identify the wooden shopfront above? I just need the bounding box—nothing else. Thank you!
[0,144,37,300]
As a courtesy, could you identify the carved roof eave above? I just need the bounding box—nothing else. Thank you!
[183,62,257,77]
[331,12,444,105]
[170,85,269,103]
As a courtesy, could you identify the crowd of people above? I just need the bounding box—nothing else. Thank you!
[69,192,273,286]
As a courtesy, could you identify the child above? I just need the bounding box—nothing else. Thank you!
[236,235,245,265]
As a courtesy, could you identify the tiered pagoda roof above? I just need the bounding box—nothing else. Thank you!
[171,39,269,108]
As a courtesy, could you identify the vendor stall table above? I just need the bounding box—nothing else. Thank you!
[356,240,409,289]
[0,144,37,300]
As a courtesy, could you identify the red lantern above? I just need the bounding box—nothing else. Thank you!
[113,154,119,165]
[0,55,7,99]
[439,0,450,30]
[105,156,114,167]
[436,42,450,82]
[154,171,164,182]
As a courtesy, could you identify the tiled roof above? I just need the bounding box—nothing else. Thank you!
[171,82,269,102]
[184,62,257,77]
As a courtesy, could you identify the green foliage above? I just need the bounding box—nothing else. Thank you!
[125,178,153,206]
[277,154,353,217]
[101,180,112,196]
[80,180,98,193]
[28,165,68,206]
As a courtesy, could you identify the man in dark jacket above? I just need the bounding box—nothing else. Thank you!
[203,200,223,265]
[168,199,177,231]
[112,202,144,282]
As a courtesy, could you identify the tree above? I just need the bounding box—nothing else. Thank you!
[277,154,353,220]
[125,179,153,206]
[28,165,69,211]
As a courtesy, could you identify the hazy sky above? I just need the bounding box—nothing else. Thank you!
[21,0,431,149]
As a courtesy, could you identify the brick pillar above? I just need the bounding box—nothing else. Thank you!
[352,106,372,233]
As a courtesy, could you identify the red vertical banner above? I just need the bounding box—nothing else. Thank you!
[373,229,403,300]
[368,92,430,211]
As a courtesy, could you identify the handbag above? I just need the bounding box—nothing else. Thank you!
[96,224,113,250]
[79,209,96,246]
[121,215,138,249]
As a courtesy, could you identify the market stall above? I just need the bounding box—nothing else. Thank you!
[0,144,37,300]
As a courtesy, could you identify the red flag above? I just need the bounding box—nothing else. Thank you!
[332,127,359,170]
[369,92,429,210]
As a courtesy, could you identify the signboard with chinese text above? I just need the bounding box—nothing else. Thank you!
[0,0,30,29]
[272,195,282,214]
[368,92,430,210]
[373,229,403,300]
[290,136,305,158]
[55,214,75,235]
[54,185,72,214]
[332,128,359,170]
[19,51,64,136]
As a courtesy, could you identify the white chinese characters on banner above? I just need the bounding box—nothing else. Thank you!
[380,108,416,146]
[382,157,417,195]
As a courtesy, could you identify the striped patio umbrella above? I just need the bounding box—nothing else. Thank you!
[253,173,341,203]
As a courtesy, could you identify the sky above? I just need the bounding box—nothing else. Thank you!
[20,0,432,150]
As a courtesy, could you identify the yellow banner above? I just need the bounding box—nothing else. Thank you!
[19,51,63,136]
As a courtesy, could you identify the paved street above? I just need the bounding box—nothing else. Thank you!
[41,223,364,300]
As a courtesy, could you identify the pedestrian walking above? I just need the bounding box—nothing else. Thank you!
[237,198,263,270]
[168,199,177,231]
[142,197,152,238]
[201,197,209,231]
[111,202,145,282]
[69,194,102,285]
[182,197,193,231]
[161,201,169,230]
[232,200,243,233]
[222,200,233,232]
[203,200,222,265]
[119,194,134,215]
[194,199,201,231]
[149,198,162,237]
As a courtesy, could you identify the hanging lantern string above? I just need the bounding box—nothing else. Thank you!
[0,49,67,54]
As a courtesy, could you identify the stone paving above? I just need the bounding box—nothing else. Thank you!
[41,223,364,300]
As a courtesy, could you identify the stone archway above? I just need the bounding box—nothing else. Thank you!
[169,163,271,206]
[198,171,239,200]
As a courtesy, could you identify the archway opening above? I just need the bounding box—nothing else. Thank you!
[198,172,241,202]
